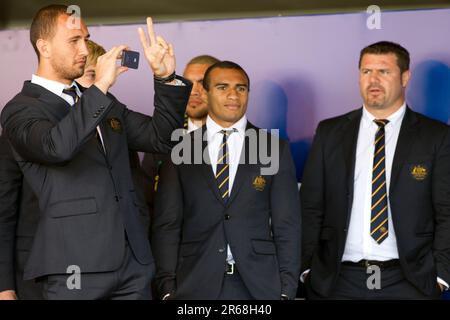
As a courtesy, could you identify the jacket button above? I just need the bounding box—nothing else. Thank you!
[224,214,230,220]
[218,248,225,253]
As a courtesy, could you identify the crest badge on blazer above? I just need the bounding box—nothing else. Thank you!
[410,164,428,181]
[253,175,266,191]
[108,117,123,134]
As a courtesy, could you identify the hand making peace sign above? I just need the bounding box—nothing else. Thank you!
[138,17,176,78]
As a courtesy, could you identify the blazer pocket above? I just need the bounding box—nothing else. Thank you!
[48,197,98,218]
[416,231,434,238]
[179,242,200,257]
[251,239,276,255]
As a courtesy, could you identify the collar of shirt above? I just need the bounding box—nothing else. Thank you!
[187,118,202,134]
[31,74,81,105]
[361,103,406,130]
[206,115,247,142]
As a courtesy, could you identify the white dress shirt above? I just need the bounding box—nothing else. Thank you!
[186,118,201,134]
[31,74,106,152]
[206,115,247,265]
[342,104,405,262]
[340,104,448,289]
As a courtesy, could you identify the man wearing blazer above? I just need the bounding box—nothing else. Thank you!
[0,5,191,299]
[151,61,301,300]
[301,41,450,299]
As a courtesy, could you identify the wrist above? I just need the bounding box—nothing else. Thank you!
[154,72,176,84]
[94,81,109,94]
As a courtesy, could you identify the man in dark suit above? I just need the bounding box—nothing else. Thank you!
[152,61,301,300]
[301,41,450,299]
[141,55,219,229]
[0,5,191,300]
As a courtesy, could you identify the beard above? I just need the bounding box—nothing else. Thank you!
[51,59,85,81]
[187,103,208,120]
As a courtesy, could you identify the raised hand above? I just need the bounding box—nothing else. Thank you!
[138,17,176,78]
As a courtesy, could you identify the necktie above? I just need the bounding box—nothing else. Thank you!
[370,119,389,244]
[215,129,235,202]
[63,86,79,104]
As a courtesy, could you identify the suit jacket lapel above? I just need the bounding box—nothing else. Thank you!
[342,109,362,201]
[338,108,363,229]
[389,107,419,195]
[226,123,255,207]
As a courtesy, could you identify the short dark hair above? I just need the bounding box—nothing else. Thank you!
[30,4,69,59]
[359,41,410,74]
[203,61,250,91]
[187,55,220,66]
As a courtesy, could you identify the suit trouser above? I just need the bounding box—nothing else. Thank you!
[305,264,442,300]
[218,268,253,300]
[38,241,154,300]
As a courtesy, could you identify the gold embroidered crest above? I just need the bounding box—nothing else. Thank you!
[253,176,266,191]
[108,117,122,133]
[410,165,428,181]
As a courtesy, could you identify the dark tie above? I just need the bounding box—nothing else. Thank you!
[215,129,235,202]
[370,119,389,244]
[63,86,79,104]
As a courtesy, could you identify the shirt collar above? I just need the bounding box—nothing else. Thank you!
[206,115,247,140]
[361,103,406,129]
[187,118,201,133]
[31,74,81,98]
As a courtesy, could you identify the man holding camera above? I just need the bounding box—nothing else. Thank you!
[0,4,191,299]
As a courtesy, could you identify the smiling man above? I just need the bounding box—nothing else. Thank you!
[151,61,301,300]
[0,4,191,300]
[300,41,450,299]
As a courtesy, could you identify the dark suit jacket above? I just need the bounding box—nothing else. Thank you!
[141,152,170,226]
[0,79,191,280]
[0,134,42,298]
[152,123,301,300]
[0,134,149,298]
[300,107,450,297]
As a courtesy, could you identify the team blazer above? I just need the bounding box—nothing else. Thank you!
[300,107,450,297]
[152,123,301,300]
[0,79,191,280]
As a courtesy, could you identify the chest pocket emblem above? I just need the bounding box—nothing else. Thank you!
[410,164,428,181]
[253,175,266,191]
[108,117,123,134]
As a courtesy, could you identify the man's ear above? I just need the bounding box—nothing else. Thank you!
[401,70,411,88]
[36,39,51,59]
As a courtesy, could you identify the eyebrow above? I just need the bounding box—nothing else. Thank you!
[215,83,248,87]
[68,34,90,41]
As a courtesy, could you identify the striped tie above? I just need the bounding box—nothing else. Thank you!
[215,129,235,202]
[370,119,389,244]
[63,86,79,104]
[183,113,189,130]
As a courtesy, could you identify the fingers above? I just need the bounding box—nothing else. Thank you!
[111,45,129,59]
[156,36,169,51]
[138,27,148,49]
[146,17,157,47]
[116,66,129,77]
[168,43,174,57]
